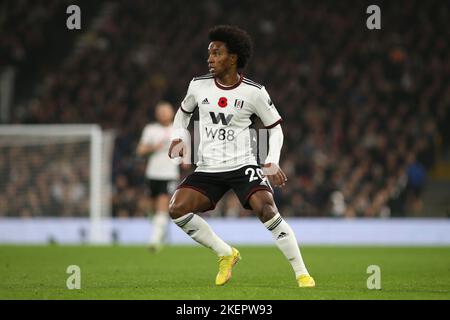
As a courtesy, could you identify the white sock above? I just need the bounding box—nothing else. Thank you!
[173,213,232,256]
[264,213,309,278]
[150,211,169,246]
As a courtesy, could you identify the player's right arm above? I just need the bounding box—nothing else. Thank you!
[168,110,192,158]
[169,80,197,159]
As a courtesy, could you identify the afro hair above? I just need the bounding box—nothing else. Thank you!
[208,25,253,69]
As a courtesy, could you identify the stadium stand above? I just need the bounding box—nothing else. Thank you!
[2,0,449,218]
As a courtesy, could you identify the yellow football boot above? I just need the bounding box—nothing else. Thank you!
[297,274,316,288]
[215,247,241,286]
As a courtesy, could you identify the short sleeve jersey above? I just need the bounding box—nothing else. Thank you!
[180,74,282,173]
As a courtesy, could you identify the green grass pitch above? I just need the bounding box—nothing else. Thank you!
[0,245,449,300]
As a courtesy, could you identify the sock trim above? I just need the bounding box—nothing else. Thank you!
[267,216,283,231]
[173,213,194,227]
[263,213,280,227]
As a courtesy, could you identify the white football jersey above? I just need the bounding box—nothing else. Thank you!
[181,74,282,173]
[140,123,180,180]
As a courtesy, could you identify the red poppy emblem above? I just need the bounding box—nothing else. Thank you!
[218,97,228,108]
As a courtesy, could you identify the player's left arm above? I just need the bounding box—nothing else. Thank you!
[263,124,287,187]
[252,86,287,187]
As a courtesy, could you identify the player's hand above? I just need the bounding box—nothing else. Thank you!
[262,163,287,188]
[168,139,185,158]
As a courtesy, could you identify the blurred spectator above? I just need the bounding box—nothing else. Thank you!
[405,153,427,215]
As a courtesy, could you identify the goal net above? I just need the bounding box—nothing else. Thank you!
[0,125,115,243]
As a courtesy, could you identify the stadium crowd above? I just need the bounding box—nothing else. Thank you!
[0,141,90,217]
[2,0,449,218]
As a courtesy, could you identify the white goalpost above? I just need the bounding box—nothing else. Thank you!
[0,124,115,243]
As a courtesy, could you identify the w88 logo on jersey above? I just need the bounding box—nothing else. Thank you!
[205,127,235,141]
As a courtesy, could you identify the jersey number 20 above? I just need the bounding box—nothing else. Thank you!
[245,167,264,182]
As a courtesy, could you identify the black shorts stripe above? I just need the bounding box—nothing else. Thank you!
[267,217,283,231]
[175,213,194,227]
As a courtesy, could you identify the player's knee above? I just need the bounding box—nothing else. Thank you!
[258,203,277,222]
[168,199,188,219]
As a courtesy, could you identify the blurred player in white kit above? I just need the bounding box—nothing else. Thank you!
[137,101,187,252]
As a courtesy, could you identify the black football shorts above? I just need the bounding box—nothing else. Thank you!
[146,179,178,197]
[177,165,273,211]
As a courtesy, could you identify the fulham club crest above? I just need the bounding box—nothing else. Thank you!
[234,99,244,109]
